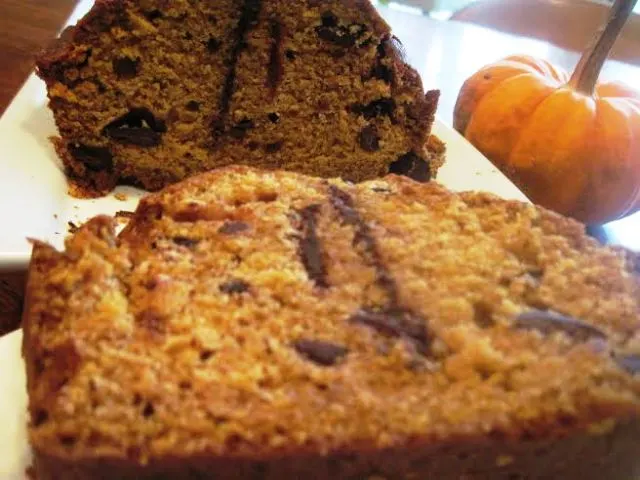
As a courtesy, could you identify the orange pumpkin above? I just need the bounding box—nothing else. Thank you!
[453,0,640,224]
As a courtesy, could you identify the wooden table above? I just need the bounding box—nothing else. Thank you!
[1,0,639,336]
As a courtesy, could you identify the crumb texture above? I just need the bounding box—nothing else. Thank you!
[37,0,438,195]
[23,167,640,479]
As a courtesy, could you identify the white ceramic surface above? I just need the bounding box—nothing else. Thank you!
[0,330,29,480]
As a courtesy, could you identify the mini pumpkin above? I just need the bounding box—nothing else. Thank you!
[454,0,640,224]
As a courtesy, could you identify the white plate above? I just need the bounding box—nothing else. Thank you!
[0,330,29,480]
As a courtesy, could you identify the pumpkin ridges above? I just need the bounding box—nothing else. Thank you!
[507,89,597,217]
[505,55,567,84]
[464,74,558,171]
[453,57,560,135]
[572,98,636,221]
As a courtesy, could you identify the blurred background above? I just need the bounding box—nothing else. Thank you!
[379,0,639,19]
[375,0,640,66]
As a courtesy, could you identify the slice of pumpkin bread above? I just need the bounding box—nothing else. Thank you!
[36,0,439,195]
[23,167,640,479]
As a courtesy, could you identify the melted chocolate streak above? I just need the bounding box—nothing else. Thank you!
[267,19,284,94]
[328,185,432,354]
[213,0,262,137]
[297,204,329,288]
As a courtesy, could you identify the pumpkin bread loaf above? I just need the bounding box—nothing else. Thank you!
[36,0,439,195]
[23,167,640,479]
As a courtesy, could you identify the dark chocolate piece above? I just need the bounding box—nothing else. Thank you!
[368,37,393,83]
[67,221,80,234]
[265,141,283,153]
[267,20,284,93]
[143,9,162,21]
[268,112,280,123]
[285,49,296,60]
[350,308,431,355]
[115,211,135,219]
[359,125,380,152]
[172,236,200,248]
[315,11,367,48]
[389,152,431,182]
[218,221,250,235]
[296,204,328,288]
[514,309,607,342]
[185,100,201,112]
[350,98,396,120]
[213,0,262,137]
[219,279,250,295]
[103,108,167,147]
[206,37,221,53]
[614,354,640,375]
[112,57,139,79]
[229,119,255,139]
[293,339,348,366]
[68,143,113,172]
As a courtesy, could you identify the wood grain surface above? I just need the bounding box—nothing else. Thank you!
[0,0,76,335]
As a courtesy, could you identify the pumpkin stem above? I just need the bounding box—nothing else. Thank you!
[569,0,637,95]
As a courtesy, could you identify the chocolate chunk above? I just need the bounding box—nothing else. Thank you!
[67,221,80,234]
[297,204,328,288]
[112,57,139,79]
[144,10,162,21]
[106,108,167,132]
[185,100,201,112]
[315,12,366,48]
[320,11,338,27]
[350,308,432,355]
[219,221,250,235]
[268,112,280,123]
[285,49,296,60]
[293,339,348,366]
[514,309,607,342]
[103,108,167,147]
[368,38,393,83]
[267,20,284,93]
[172,236,199,248]
[351,98,396,120]
[68,143,113,172]
[614,354,640,375]
[206,37,221,52]
[359,125,380,152]
[220,279,250,294]
[115,210,135,219]
[230,119,254,139]
[389,152,431,182]
[265,141,283,153]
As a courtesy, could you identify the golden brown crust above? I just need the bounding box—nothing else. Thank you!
[23,167,640,479]
[36,0,439,196]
